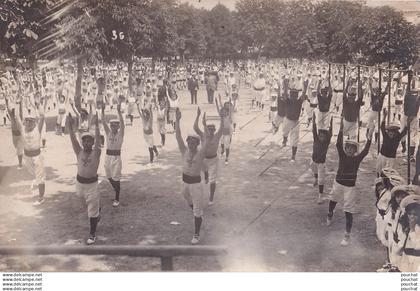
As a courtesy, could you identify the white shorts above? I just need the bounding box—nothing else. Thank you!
[317,111,330,131]
[394,104,402,115]
[157,120,166,134]
[221,134,232,148]
[168,108,176,123]
[375,211,391,247]
[105,154,122,181]
[282,118,300,147]
[311,161,326,185]
[13,135,24,156]
[305,102,316,117]
[334,92,343,107]
[401,115,418,147]
[203,156,218,183]
[144,133,154,148]
[367,110,378,132]
[23,154,45,184]
[376,153,396,175]
[76,181,100,218]
[328,181,356,213]
[254,89,265,103]
[57,113,66,127]
[182,182,205,217]
[0,108,6,120]
[343,119,357,140]
[40,120,46,140]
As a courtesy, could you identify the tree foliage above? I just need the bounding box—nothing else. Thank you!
[0,0,418,68]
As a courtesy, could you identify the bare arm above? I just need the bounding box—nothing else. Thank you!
[193,107,204,139]
[336,118,344,157]
[101,106,110,136]
[215,97,221,116]
[117,103,125,136]
[175,108,186,154]
[93,113,101,152]
[37,103,45,133]
[88,103,93,129]
[66,113,81,156]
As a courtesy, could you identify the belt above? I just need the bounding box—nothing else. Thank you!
[310,104,318,108]
[205,154,217,159]
[106,149,121,156]
[334,90,343,93]
[77,174,98,184]
[182,173,201,184]
[253,87,265,91]
[12,130,21,136]
[24,148,41,157]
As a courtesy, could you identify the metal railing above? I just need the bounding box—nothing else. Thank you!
[0,245,228,271]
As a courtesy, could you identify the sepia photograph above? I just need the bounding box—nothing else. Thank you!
[0,0,419,285]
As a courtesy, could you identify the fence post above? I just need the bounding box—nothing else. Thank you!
[161,256,174,271]
[377,68,382,154]
[357,65,361,142]
[387,62,391,126]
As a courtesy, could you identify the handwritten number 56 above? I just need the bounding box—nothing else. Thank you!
[112,30,125,40]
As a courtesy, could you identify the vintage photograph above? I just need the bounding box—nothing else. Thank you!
[0,0,419,274]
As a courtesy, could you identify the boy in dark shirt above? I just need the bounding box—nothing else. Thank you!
[342,78,363,140]
[376,110,407,175]
[311,112,333,204]
[326,118,373,246]
[367,76,390,143]
[281,76,306,162]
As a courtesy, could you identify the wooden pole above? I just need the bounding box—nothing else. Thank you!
[0,245,227,257]
[357,65,361,142]
[407,118,411,183]
[378,68,382,154]
[387,62,392,125]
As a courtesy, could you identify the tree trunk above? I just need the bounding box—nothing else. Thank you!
[75,56,84,111]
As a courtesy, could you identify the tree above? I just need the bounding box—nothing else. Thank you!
[235,0,282,58]
[312,1,365,63]
[201,3,240,59]
[361,6,417,68]
[174,3,206,60]
[0,0,56,59]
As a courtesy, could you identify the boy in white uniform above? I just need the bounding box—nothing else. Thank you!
[137,104,158,166]
[18,103,47,205]
[6,98,24,169]
[102,104,125,207]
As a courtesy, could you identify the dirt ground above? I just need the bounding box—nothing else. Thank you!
[0,85,415,272]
